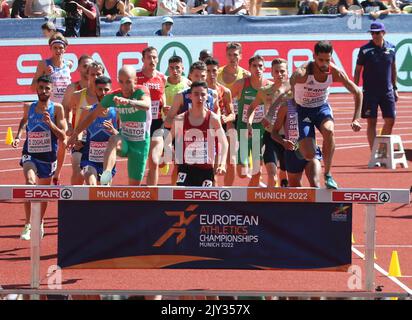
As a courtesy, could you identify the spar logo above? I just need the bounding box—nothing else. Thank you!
[173,189,232,201]
[396,39,412,87]
[157,42,193,77]
[153,204,198,247]
[12,188,73,200]
[332,191,390,203]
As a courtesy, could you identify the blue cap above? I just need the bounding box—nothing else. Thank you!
[369,21,385,32]
[120,17,132,25]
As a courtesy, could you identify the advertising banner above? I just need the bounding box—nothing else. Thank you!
[1,33,411,102]
[58,200,352,271]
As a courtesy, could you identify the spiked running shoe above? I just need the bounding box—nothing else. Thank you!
[324,174,338,189]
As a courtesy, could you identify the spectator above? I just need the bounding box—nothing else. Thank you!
[186,0,208,14]
[41,21,57,38]
[199,49,212,61]
[98,0,129,20]
[209,0,224,13]
[131,0,157,15]
[24,0,54,17]
[12,0,27,18]
[156,0,186,15]
[361,0,394,18]
[321,0,340,13]
[389,0,412,11]
[155,16,174,35]
[116,16,132,36]
[249,0,262,15]
[64,0,100,37]
[338,0,364,14]
[0,0,10,17]
[297,0,318,14]
[224,0,248,14]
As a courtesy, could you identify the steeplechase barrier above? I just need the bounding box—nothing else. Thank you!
[0,186,410,299]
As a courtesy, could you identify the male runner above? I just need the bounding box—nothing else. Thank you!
[12,75,66,240]
[290,40,362,189]
[68,65,151,186]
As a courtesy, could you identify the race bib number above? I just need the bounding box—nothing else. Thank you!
[177,172,187,183]
[202,180,213,187]
[121,122,146,142]
[233,98,238,115]
[89,141,108,163]
[151,101,160,120]
[242,104,265,123]
[185,141,208,165]
[28,131,52,153]
[287,111,300,142]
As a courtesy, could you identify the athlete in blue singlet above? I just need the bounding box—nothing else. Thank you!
[12,76,66,240]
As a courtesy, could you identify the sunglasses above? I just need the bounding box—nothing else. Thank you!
[371,31,382,35]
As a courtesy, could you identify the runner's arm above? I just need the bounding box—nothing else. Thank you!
[211,114,228,174]
[30,60,46,92]
[12,103,30,148]
[47,103,66,140]
[62,84,77,132]
[164,93,183,129]
[221,88,235,124]
[67,103,102,147]
[246,90,264,126]
[270,105,294,150]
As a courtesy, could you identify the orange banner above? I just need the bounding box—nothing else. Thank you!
[89,187,158,201]
[247,189,316,202]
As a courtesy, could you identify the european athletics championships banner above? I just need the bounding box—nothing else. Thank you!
[58,199,352,271]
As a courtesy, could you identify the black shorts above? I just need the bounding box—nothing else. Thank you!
[361,90,396,119]
[176,164,214,187]
[262,131,286,170]
[150,119,164,137]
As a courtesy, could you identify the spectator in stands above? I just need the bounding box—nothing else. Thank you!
[338,0,364,14]
[98,0,129,20]
[208,0,224,13]
[199,49,212,61]
[321,0,340,13]
[224,0,248,14]
[0,0,10,17]
[64,0,100,37]
[186,0,208,14]
[155,16,174,35]
[361,0,399,18]
[389,0,412,11]
[116,16,132,35]
[24,0,54,17]
[41,21,57,38]
[297,0,318,14]
[249,0,262,15]
[11,0,27,18]
[131,0,157,15]
[156,0,186,15]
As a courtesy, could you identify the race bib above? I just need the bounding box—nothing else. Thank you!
[121,122,146,142]
[177,172,187,183]
[88,141,108,163]
[28,131,52,153]
[242,104,265,123]
[287,111,300,143]
[185,141,208,165]
[151,100,160,120]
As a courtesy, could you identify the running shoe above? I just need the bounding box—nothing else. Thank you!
[324,174,338,189]
[280,179,289,187]
[20,224,31,241]
[52,177,60,185]
[100,170,113,186]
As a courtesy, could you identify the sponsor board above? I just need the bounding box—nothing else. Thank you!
[89,187,158,201]
[173,189,232,201]
[247,189,316,202]
[12,188,73,200]
[332,191,391,203]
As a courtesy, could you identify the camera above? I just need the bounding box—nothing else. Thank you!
[64,0,80,15]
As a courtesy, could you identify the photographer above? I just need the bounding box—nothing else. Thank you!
[64,0,100,37]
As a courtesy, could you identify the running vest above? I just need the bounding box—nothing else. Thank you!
[101,87,151,142]
[284,99,299,144]
[182,110,214,169]
[294,62,333,108]
[180,88,215,114]
[136,70,166,121]
[23,101,58,162]
[45,58,71,104]
[83,104,117,163]
[237,77,267,126]
[165,78,189,106]
[217,66,248,115]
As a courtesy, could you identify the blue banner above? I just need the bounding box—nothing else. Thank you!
[58,201,352,271]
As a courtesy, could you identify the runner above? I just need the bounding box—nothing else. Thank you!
[67,61,105,185]
[231,54,271,186]
[68,65,151,186]
[205,58,235,186]
[136,46,167,186]
[271,93,322,188]
[169,81,228,186]
[31,33,72,185]
[12,75,66,240]
[290,40,362,189]
[246,58,289,188]
[80,76,119,185]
